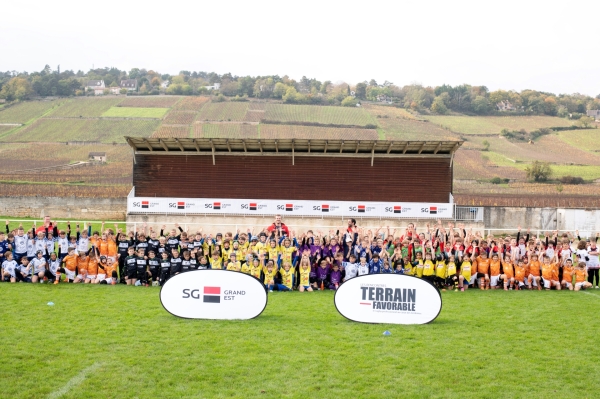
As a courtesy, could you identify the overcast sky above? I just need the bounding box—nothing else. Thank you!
[2,0,599,96]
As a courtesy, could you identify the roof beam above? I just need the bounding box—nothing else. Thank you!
[192,138,200,152]
[356,141,360,153]
[387,141,393,154]
[418,142,426,154]
[159,139,169,152]
[403,141,410,154]
[307,141,310,153]
[275,140,278,153]
[434,142,442,154]
[324,141,328,154]
[371,142,376,166]
[292,140,295,165]
[143,138,153,151]
[242,140,247,153]
[210,139,215,165]
[339,141,344,153]
[174,138,184,152]
[258,140,263,153]
[226,139,231,152]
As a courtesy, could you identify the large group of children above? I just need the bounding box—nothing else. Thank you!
[1,216,599,293]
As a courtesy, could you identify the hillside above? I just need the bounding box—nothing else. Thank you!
[0,95,598,206]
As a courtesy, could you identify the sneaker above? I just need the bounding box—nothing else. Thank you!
[454,288,458,292]
[53,280,59,285]
[460,287,465,292]
[441,288,446,292]
[269,289,273,293]
[596,286,599,289]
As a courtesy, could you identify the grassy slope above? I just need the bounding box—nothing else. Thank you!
[425,115,575,135]
[102,107,169,118]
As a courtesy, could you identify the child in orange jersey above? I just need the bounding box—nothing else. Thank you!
[561,259,574,291]
[574,262,593,291]
[541,254,561,290]
[513,259,527,290]
[475,251,491,290]
[61,248,79,282]
[73,251,89,283]
[489,253,502,289]
[85,248,100,284]
[527,253,542,290]
[500,254,514,291]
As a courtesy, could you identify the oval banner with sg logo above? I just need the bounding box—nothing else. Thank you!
[334,274,442,324]
[160,270,268,320]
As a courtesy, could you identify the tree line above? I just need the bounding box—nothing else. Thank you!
[1,66,599,116]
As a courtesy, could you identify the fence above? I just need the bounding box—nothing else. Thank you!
[454,206,484,222]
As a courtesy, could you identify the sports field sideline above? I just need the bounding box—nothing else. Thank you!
[2,285,599,399]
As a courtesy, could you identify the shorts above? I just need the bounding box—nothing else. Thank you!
[490,275,500,287]
[97,274,106,280]
[562,281,572,288]
[276,284,291,291]
[64,269,76,280]
[302,285,311,290]
[477,273,488,279]
[76,274,86,280]
[528,275,538,286]
[575,282,587,289]
[86,275,96,280]
[469,274,477,285]
[542,278,551,289]
[126,269,137,279]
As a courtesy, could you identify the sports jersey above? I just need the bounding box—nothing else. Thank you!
[226,261,241,272]
[135,240,149,253]
[48,258,61,276]
[147,257,160,273]
[31,257,46,273]
[34,238,46,254]
[490,259,501,276]
[17,263,31,277]
[369,259,383,274]
[435,261,446,278]
[117,239,132,257]
[160,259,171,272]
[330,269,342,284]
[87,257,99,275]
[414,261,424,278]
[26,238,36,257]
[502,261,514,278]
[45,238,55,254]
[381,267,393,274]
[136,256,147,273]
[57,236,69,256]
[267,245,279,263]
[459,261,472,280]
[279,266,295,289]
[541,263,553,280]
[180,258,193,272]
[98,240,109,256]
[476,257,490,275]
[446,262,457,277]
[280,245,296,265]
[104,262,117,277]
[170,257,182,274]
[14,234,27,254]
[528,260,541,276]
[299,266,311,285]
[551,263,560,281]
[189,258,197,270]
[263,266,277,285]
[198,261,210,270]
[125,255,137,272]
[357,263,369,276]
[147,238,159,255]
[166,236,180,253]
[62,254,78,272]
[77,256,89,274]
[77,237,89,253]
[221,245,233,262]
[562,265,574,283]
[107,239,117,257]
[423,260,435,276]
[575,268,586,283]
[209,257,223,270]
[514,265,526,281]
[2,260,17,277]
[343,262,358,280]
[240,262,252,274]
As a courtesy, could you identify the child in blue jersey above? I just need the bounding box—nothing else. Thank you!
[381,260,393,274]
[15,257,32,282]
[368,253,383,274]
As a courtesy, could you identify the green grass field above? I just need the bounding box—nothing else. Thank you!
[0,100,64,124]
[557,129,600,153]
[425,115,575,135]
[101,107,169,118]
[1,118,159,143]
[264,104,376,126]
[48,98,124,118]
[2,285,599,398]
[485,151,600,179]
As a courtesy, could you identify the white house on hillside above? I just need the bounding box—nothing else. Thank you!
[203,82,221,91]
[120,79,138,91]
[87,80,105,89]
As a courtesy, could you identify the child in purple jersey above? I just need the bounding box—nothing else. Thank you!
[328,263,342,290]
[315,258,330,290]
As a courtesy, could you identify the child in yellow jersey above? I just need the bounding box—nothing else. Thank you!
[421,252,435,284]
[574,262,592,291]
[277,262,295,291]
[262,258,278,292]
[209,250,223,270]
[298,256,313,292]
[561,259,574,290]
[267,240,280,265]
[279,238,297,267]
[226,253,241,272]
[458,254,473,291]
[412,252,424,278]
[240,254,253,274]
[434,258,447,290]
[445,255,458,291]
[249,257,262,280]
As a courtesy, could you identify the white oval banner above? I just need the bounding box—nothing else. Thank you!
[160,270,268,320]
[334,274,442,324]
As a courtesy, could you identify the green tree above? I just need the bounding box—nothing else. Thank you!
[0,77,33,101]
[282,87,299,103]
[482,140,490,151]
[579,115,593,128]
[471,96,490,114]
[273,82,288,99]
[431,96,448,114]
[355,82,367,100]
[525,161,552,182]
[341,96,358,107]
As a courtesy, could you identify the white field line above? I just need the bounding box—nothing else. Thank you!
[48,362,101,399]
[580,290,600,298]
